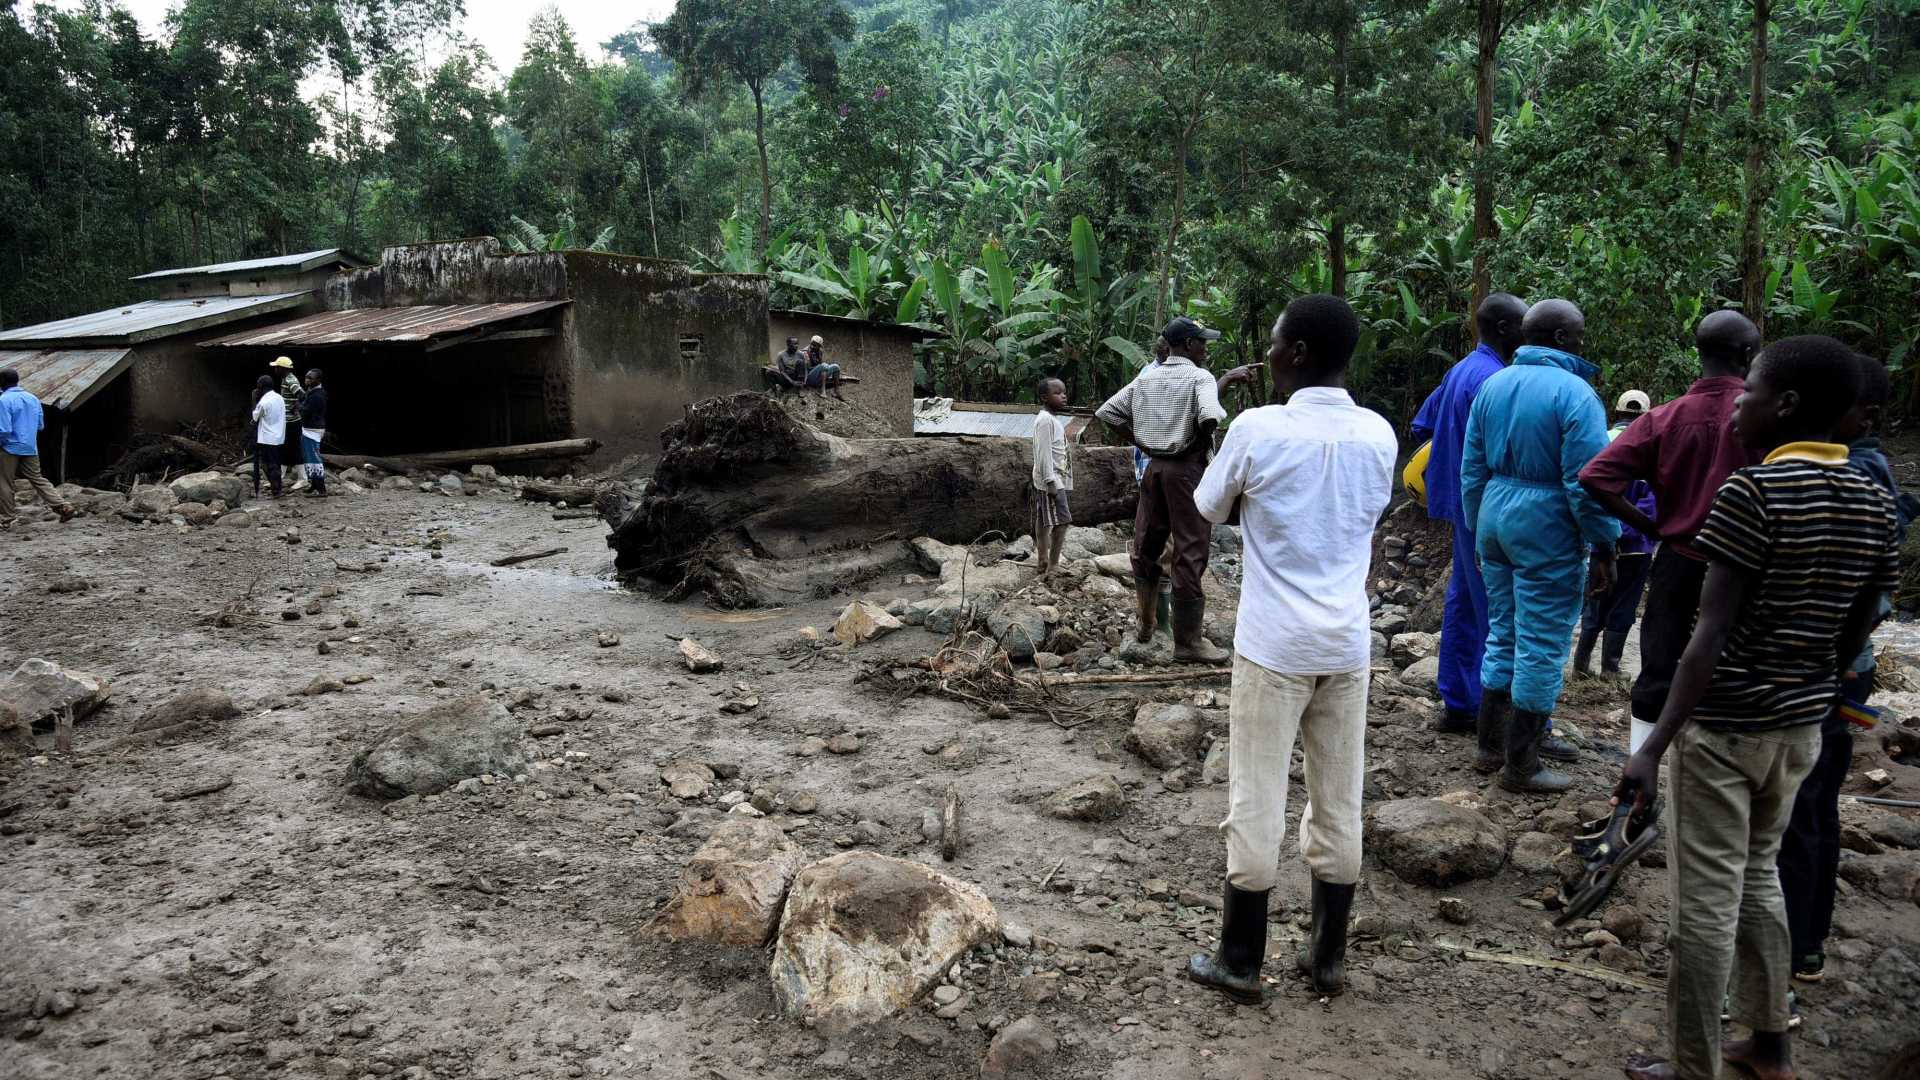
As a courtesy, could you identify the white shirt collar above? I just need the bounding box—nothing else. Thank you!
[1286,385,1352,405]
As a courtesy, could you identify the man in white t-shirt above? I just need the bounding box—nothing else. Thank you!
[251,375,286,498]
[1185,294,1397,1004]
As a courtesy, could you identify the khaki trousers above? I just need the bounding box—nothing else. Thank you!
[1222,654,1368,890]
[0,452,69,521]
[1665,722,1820,1080]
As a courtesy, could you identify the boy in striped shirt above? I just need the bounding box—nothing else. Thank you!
[1616,336,1901,1080]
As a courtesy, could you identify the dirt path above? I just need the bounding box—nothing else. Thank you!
[3,486,1916,1080]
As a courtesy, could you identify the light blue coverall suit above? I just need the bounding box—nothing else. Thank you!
[1460,346,1620,717]
[1409,343,1506,716]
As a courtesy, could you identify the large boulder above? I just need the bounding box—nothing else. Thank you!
[346,694,527,800]
[133,687,238,733]
[1365,798,1508,886]
[127,484,178,516]
[1045,774,1127,821]
[0,658,110,725]
[169,471,246,506]
[653,818,809,946]
[1837,852,1920,903]
[1125,703,1206,769]
[770,852,999,1033]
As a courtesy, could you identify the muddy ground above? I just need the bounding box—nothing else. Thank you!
[3,477,1918,1080]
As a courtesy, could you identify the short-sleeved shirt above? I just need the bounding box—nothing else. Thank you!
[253,392,286,446]
[1094,355,1226,458]
[1690,442,1901,731]
[1578,375,1758,559]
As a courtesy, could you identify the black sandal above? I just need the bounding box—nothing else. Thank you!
[1554,796,1663,926]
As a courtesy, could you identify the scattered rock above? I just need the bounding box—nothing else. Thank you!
[1602,905,1645,944]
[983,1015,1057,1076]
[931,985,962,1007]
[346,694,528,800]
[436,473,464,495]
[1389,632,1438,668]
[786,791,819,815]
[660,760,717,800]
[1398,656,1442,693]
[1365,798,1508,886]
[1509,831,1566,875]
[1200,739,1230,785]
[1865,768,1893,788]
[833,600,902,645]
[46,574,92,594]
[169,471,245,507]
[597,631,621,648]
[0,658,111,725]
[986,605,1049,661]
[679,638,723,673]
[826,733,861,755]
[1436,897,1472,925]
[1044,774,1126,821]
[132,687,237,733]
[653,819,809,946]
[1837,852,1920,902]
[1124,703,1206,770]
[303,676,346,697]
[127,484,179,516]
[770,852,999,1033]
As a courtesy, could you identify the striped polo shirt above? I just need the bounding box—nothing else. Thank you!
[1094,356,1227,457]
[1690,441,1902,731]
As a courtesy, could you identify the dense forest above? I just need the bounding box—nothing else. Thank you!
[2,0,1916,422]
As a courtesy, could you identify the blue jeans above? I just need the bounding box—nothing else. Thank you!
[1581,550,1652,635]
[804,363,841,387]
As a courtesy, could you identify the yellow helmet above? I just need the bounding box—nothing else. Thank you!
[1403,439,1432,507]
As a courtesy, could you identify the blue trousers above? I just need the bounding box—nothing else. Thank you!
[1437,520,1488,713]
[1479,518,1587,716]
[1581,551,1651,635]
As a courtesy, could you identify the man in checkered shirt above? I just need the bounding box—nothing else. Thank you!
[1097,316,1248,663]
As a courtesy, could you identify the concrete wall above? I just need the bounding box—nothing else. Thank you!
[766,311,918,435]
[128,300,325,434]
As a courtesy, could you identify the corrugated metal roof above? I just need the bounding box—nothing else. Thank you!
[130,248,353,281]
[201,301,569,348]
[0,293,312,346]
[0,348,134,412]
[914,407,1092,440]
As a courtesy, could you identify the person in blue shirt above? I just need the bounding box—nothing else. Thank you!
[0,368,76,527]
[1409,292,1528,733]
[1461,299,1620,793]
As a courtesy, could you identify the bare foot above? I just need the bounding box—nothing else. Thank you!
[1722,1040,1795,1080]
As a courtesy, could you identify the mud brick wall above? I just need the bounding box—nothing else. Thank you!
[765,311,918,436]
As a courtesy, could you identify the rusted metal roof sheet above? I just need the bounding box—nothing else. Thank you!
[0,293,311,346]
[201,301,569,348]
[0,348,134,412]
[130,248,355,281]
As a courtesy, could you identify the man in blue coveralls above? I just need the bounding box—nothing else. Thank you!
[1462,299,1619,793]
[1409,293,1528,735]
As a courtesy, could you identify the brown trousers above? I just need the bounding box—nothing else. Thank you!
[1131,454,1212,599]
[0,452,70,520]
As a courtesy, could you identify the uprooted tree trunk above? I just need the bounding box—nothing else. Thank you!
[599,393,1138,607]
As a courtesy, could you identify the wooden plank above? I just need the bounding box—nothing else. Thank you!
[490,547,567,568]
[323,438,598,472]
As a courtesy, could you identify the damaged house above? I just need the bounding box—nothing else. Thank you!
[0,249,353,482]
[200,238,771,468]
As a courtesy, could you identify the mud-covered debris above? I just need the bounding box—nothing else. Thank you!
[46,574,92,594]
[346,694,527,800]
[133,687,237,733]
[679,638,723,673]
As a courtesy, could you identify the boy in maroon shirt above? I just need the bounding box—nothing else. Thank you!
[1578,311,1762,749]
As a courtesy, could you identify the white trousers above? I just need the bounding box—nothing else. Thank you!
[1222,654,1368,889]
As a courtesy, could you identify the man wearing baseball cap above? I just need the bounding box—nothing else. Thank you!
[1095,315,1235,663]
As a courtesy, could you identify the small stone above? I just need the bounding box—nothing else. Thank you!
[796,737,828,757]
[678,638,723,673]
[281,609,303,622]
[987,703,1011,720]
[1596,943,1640,970]
[659,760,716,800]
[45,992,77,1017]
[1582,929,1622,949]
[1601,905,1645,944]
[1044,774,1126,821]
[1001,924,1033,949]
[596,631,620,648]
[303,677,346,697]
[983,1015,1057,1076]
[1865,768,1893,788]
[1508,831,1566,875]
[786,791,819,815]
[1436,897,1472,925]
[931,985,962,1006]
[826,733,861,755]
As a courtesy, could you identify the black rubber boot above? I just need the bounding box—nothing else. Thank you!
[1172,596,1230,664]
[1540,724,1580,762]
[1295,878,1357,996]
[1501,708,1573,793]
[1474,689,1510,774]
[1133,579,1158,644]
[1430,707,1476,735]
[1601,631,1628,675]
[1571,624,1600,677]
[1187,884,1269,1004]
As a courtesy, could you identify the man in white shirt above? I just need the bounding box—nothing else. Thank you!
[1095,316,1234,662]
[1185,294,1397,1004]
[1029,377,1073,578]
[251,375,286,498]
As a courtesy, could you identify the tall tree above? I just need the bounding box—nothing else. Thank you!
[1740,0,1771,331]
[654,0,854,257]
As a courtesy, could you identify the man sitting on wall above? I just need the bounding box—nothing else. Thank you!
[765,337,808,391]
